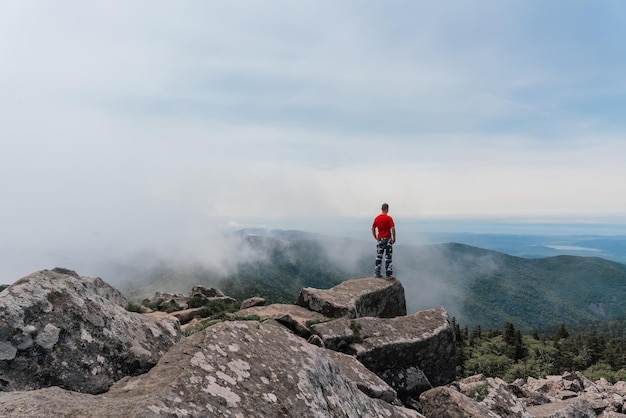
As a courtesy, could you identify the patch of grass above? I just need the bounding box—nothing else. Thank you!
[476,383,489,402]
[186,294,207,309]
[141,298,182,313]
[348,320,364,344]
[231,315,261,321]
[305,318,333,327]
[198,299,239,318]
[182,314,261,337]
[183,319,222,337]
[125,302,143,313]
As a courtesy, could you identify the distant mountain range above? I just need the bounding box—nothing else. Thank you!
[399,241,626,332]
[424,232,626,265]
[119,229,626,334]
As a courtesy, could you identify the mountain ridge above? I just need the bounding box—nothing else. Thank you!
[117,229,626,333]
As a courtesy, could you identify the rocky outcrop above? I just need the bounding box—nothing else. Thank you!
[421,385,501,417]
[240,296,266,309]
[232,303,329,338]
[6,267,625,417]
[141,286,238,313]
[0,320,423,417]
[522,372,626,417]
[186,285,238,309]
[419,371,626,418]
[0,271,447,416]
[0,268,182,394]
[296,277,406,318]
[311,307,456,398]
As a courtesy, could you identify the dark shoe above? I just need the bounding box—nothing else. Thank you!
[375,274,383,279]
[385,275,396,281]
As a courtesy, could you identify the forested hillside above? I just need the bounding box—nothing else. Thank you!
[119,230,626,334]
[399,242,626,331]
[453,319,626,384]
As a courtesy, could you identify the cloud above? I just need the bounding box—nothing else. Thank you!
[1,1,625,282]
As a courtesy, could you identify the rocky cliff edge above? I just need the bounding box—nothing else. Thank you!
[2,269,625,417]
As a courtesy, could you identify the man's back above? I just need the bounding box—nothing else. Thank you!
[373,213,394,239]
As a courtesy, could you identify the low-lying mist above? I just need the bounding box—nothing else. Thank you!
[2,227,553,331]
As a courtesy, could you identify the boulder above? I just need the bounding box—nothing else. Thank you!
[441,371,626,418]
[232,303,329,337]
[526,396,597,418]
[186,285,235,309]
[296,277,406,319]
[190,285,225,298]
[599,412,626,418]
[512,371,626,417]
[323,349,399,404]
[0,320,424,417]
[504,379,551,407]
[0,268,182,394]
[475,377,533,418]
[241,296,266,309]
[141,291,188,312]
[420,386,500,418]
[187,293,238,309]
[168,307,204,324]
[311,306,456,398]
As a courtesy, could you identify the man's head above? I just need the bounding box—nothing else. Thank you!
[381,203,389,213]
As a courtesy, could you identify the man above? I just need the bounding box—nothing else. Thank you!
[371,203,396,280]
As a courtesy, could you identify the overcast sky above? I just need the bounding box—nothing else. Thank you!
[2,1,626,280]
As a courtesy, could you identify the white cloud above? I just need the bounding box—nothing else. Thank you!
[1,1,625,282]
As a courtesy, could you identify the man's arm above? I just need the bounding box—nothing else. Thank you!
[391,227,396,244]
[371,226,377,240]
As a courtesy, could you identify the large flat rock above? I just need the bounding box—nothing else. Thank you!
[295,277,406,319]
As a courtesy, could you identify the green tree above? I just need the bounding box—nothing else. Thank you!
[554,323,570,340]
[465,354,514,377]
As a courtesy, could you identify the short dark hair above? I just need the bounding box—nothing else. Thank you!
[381,203,389,211]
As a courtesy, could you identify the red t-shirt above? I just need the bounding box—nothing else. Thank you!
[373,213,395,239]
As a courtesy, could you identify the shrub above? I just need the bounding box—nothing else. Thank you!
[125,302,143,313]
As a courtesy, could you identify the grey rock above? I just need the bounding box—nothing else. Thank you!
[526,396,597,418]
[187,292,237,309]
[324,349,399,404]
[0,269,182,394]
[505,380,552,406]
[240,296,266,309]
[420,386,500,418]
[233,303,329,337]
[308,334,324,347]
[0,320,424,417]
[450,371,626,418]
[311,306,456,397]
[141,291,188,311]
[186,285,234,308]
[190,285,225,298]
[456,374,489,399]
[310,316,356,352]
[296,277,406,318]
[168,307,203,324]
[599,412,626,418]
[480,377,533,418]
[602,380,626,397]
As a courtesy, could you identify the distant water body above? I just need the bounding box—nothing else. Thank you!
[543,245,602,252]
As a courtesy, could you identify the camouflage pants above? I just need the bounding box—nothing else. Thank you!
[374,238,393,277]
